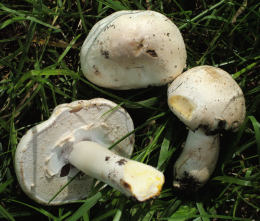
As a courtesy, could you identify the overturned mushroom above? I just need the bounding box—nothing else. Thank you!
[167,66,246,190]
[15,98,164,205]
[80,10,186,90]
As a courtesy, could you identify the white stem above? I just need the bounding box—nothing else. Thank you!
[173,128,219,189]
[68,141,164,201]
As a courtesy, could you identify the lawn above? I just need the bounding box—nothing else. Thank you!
[0,0,259,220]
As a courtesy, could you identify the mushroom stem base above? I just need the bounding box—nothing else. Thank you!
[173,128,219,190]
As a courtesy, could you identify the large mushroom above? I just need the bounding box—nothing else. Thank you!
[15,98,164,205]
[167,66,246,189]
[80,10,186,90]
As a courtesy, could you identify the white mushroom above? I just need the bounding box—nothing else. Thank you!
[15,98,164,205]
[167,66,246,189]
[80,10,186,90]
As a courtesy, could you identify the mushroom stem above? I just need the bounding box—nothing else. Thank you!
[173,128,219,189]
[68,141,164,201]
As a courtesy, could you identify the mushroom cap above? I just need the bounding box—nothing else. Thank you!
[168,66,246,132]
[15,98,134,205]
[80,10,187,90]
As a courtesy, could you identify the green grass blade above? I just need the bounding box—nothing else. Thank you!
[196,202,210,221]
[31,69,78,79]
[179,0,226,30]
[65,192,102,221]
[99,0,128,11]
[48,172,81,204]
[80,77,161,110]
[140,121,167,163]
[9,199,58,219]
[17,21,37,74]
[248,116,260,163]
[157,134,170,169]
[213,176,258,187]
[232,62,258,79]
[57,34,81,64]
[169,204,197,220]
[92,209,117,221]
[0,16,26,30]
[0,178,13,194]
[76,0,88,33]
[0,205,15,221]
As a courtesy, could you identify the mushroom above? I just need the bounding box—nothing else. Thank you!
[15,98,164,205]
[167,66,246,190]
[80,10,186,90]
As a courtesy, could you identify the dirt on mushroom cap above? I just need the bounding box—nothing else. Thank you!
[168,65,246,132]
[80,10,187,90]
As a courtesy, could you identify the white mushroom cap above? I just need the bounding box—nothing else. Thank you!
[168,65,246,133]
[80,10,187,90]
[15,98,134,205]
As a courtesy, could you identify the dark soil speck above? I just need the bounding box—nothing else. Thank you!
[117,159,127,165]
[146,49,158,57]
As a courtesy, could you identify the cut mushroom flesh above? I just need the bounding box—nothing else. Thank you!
[69,141,164,202]
[80,10,187,89]
[168,66,246,189]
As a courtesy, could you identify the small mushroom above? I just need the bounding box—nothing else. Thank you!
[15,98,164,205]
[167,66,246,190]
[80,10,186,90]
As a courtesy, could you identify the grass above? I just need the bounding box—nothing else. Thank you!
[0,0,259,220]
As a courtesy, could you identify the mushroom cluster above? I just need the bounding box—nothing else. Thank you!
[79,10,246,190]
[15,10,246,205]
